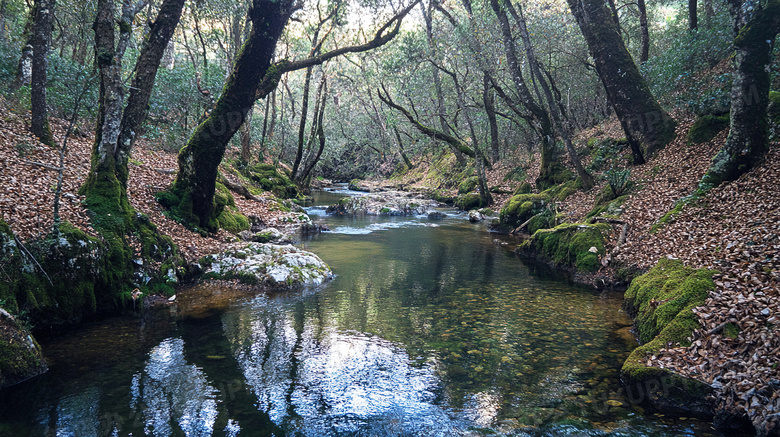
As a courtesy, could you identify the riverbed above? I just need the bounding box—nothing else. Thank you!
[0,188,725,436]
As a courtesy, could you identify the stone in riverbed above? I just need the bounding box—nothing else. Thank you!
[468,210,484,223]
[199,243,333,287]
[0,309,47,389]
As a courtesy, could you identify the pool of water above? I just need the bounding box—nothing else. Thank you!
[0,188,727,436]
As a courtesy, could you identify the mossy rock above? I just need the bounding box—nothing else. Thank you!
[513,181,532,195]
[217,207,250,234]
[243,164,300,199]
[620,259,716,416]
[624,258,714,344]
[587,195,629,219]
[687,115,729,144]
[499,193,548,228]
[458,176,479,194]
[454,192,487,211]
[520,223,609,272]
[536,164,574,191]
[0,309,47,388]
[526,211,556,234]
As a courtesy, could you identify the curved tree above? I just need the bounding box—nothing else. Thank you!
[170,0,421,231]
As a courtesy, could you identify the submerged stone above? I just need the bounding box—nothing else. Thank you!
[0,309,47,389]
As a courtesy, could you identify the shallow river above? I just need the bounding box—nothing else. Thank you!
[0,188,726,436]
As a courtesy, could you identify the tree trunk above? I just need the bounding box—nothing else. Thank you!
[689,0,698,30]
[292,65,314,179]
[701,0,780,189]
[30,0,54,146]
[393,126,414,169]
[638,0,649,63]
[172,0,420,230]
[240,106,253,164]
[298,79,328,184]
[172,0,294,230]
[483,73,500,163]
[566,0,676,159]
[490,0,556,185]
[81,0,185,222]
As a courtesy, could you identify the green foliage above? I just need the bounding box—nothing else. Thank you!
[587,138,628,173]
[687,115,730,144]
[605,167,632,199]
[536,164,573,191]
[641,7,732,113]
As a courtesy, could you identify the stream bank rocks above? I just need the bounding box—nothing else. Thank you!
[0,309,47,389]
[326,191,440,216]
[198,243,333,288]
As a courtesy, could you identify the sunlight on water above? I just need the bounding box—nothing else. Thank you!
[0,189,722,437]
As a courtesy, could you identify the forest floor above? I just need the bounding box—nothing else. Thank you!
[1,96,778,432]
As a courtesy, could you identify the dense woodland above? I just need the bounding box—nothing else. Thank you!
[0,0,779,434]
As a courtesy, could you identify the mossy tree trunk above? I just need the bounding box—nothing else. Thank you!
[701,0,780,188]
[79,0,185,287]
[30,0,54,146]
[173,0,420,230]
[566,0,677,160]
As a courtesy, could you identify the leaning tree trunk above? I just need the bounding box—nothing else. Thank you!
[701,0,780,189]
[566,0,677,160]
[30,0,54,146]
[171,0,295,231]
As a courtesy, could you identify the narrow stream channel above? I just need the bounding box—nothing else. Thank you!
[0,188,725,436]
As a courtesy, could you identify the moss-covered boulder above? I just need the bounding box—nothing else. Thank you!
[0,309,47,388]
[513,181,532,195]
[243,164,300,199]
[518,223,609,273]
[688,115,729,144]
[620,259,715,417]
[499,193,548,228]
[457,176,479,194]
[454,192,487,211]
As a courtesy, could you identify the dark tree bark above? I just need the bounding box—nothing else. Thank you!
[490,0,558,185]
[10,6,35,92]
[297,78,328,184]
[483,73,500,163]
[239,106,253,164]
[30,0,54,146]
[566,0,677,161]
[393,126,414,169]
[701,0,780,189]
[173,0,421,230]
[638,0,649,63]
[689,0,698,30]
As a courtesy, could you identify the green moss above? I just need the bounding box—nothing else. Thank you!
[454,192,485,210]
[0,314,46,387]
[587,194,629,219]
[650,202,686,234]
[242,164,300,199]
[513,182,532,195]
[526,211,556,234]
[536,164,574,191]
[723,322,740,339]
[624,259,714,344]
[217,207,250,234]
[621,260,715,406]
[520,223,609,272]
[769,91,780,126]
[458,176,479,194]
[687,115,730,144]
[499,193,548,228]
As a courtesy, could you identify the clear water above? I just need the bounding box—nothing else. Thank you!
[0,188,730,436]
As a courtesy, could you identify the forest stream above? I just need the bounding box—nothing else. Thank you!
[0,188,727,436]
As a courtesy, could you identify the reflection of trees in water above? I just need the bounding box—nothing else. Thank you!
[129,338,220,436]
[222,302,459,436]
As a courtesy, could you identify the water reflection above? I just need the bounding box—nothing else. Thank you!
[130,337,220,436]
